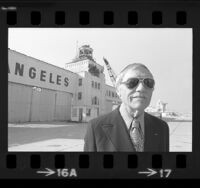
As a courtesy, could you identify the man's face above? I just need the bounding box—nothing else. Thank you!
[117,66,154,113]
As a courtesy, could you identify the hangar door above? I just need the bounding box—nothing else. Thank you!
[8,82,32,123]
[54,91,72,121]
[30,88,72,122]
[9,82,72,123]
[30,88,55,121]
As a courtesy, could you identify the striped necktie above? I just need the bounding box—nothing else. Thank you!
[129,118,144,152]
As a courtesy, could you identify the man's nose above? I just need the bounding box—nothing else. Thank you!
[135,81,145,91]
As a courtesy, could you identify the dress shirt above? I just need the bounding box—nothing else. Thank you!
[119,104,145,136]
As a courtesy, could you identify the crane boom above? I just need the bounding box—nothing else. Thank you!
[103,57,116,87]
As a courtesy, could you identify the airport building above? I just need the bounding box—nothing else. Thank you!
[8,45,121,123]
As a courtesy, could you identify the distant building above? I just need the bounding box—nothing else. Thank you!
[8,45,121,123]
[156,99,167,112]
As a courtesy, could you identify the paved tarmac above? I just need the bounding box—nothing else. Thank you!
[168,121,192,152]
[8,121,192,152]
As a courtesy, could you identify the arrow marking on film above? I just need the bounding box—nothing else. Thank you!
[138,168,157,177]
[37,168,56,177]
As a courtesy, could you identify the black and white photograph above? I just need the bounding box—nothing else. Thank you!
[8,28,192,152]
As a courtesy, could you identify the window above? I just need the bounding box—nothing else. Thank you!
[98,83,100,89]
[95,82,97,88]
[78,78,82,86]
[109,91,111,97]
[92,96,99,105]
[96,97,99,105]
[92,97,95,105]
[86,108,91,116]
[92,81,94,88]
[97,107,99,116]
[78,92,82,100]
[112,92,114,97]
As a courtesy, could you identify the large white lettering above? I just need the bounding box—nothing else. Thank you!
[8,62,69,87]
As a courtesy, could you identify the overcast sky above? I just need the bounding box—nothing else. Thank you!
[8,28,192,113]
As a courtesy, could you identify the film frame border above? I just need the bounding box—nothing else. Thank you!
[0,0,199,179]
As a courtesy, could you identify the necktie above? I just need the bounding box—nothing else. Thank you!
[129,119,144,152]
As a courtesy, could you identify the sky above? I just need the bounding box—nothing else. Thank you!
[8,28,192,113]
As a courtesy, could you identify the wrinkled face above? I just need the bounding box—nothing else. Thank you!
[117,66,154,113]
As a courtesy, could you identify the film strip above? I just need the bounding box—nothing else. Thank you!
[0,0,199,179]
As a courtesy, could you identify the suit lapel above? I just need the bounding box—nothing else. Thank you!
[100,110,161,152]
[144,113,159,152]
[101,108,135,152]
[144,113,151,151]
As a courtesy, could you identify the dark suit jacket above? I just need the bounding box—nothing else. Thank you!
[84,107,169,152]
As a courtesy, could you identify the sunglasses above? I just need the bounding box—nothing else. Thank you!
[121,78,155,89]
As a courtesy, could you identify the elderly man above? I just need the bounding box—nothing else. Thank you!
[84,63,169,152]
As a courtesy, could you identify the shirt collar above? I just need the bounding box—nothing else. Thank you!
[119,103,144,133]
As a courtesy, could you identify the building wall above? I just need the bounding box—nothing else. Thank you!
[54,91,72,121]
[8,49,76,123]
[77,71,106,119]
[71,106,98,122]
[9,82,72,123]
[104,100,113,114]
[66,61,120,122]
[65,60,89,73]
[8,49,77,93]
[105,85,120,101]
[8,82,32,123]
[30,87,55,122]
[8,49,121,123]
[68,60,107,121]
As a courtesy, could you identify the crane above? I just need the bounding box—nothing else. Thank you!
[103,57,117,87]
[103,57,121,110]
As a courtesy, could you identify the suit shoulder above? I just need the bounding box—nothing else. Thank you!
[89,110,115,128]
[145,112,169,128]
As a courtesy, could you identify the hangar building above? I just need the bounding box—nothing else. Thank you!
[8,45,121,123]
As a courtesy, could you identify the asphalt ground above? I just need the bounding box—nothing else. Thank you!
[8,121,192,152]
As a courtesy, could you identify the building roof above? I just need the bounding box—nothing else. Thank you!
[9,48,78,76]
[67,56,96,64]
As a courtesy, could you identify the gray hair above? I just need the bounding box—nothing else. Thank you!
[115,63,153,89]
